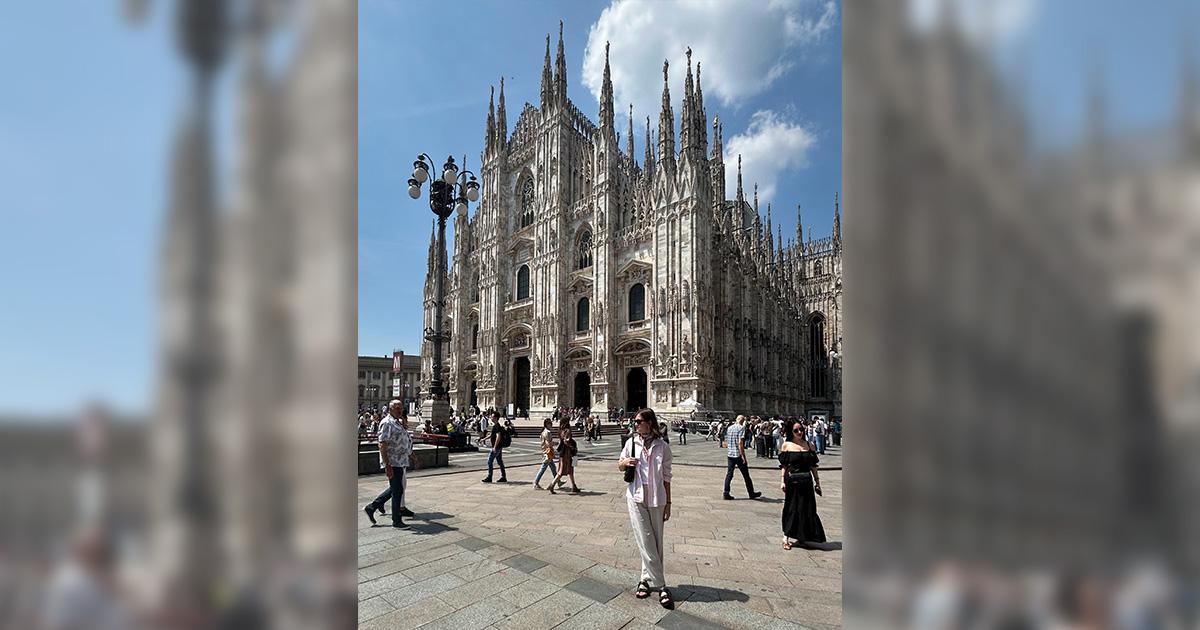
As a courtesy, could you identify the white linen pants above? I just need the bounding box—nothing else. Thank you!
[627,496,666,589]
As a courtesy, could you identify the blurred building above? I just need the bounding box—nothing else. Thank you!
[423,26,843,419]
[845,0,1129,580]
[1086,50,1200,569]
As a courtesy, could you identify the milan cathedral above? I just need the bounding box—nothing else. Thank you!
[421,24,842,419]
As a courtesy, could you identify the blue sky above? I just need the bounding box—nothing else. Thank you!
[359,0,844,358]
[0,3,180,416]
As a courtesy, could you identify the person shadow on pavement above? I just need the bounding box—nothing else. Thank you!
[797,541,841,551]
[673,584,749,603]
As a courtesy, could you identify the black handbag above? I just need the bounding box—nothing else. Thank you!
[623,437,637,483]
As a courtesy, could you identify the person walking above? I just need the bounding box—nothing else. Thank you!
[722,415,762,500]
[533,418,565,490]
[813,416,827,455]
[481,410,508,483]
[618,409,675,610]
[768,420,780,459]
[831,418,842,447]
[365,400,417,528]
[548,423,580,494]
[778,422,825,549]
[585,417,595,444]
[594,416,603,441]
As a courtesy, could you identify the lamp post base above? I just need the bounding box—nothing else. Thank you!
[420,397,451,429]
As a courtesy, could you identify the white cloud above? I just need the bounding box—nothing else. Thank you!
[582,0,836,137]
[723,110,817,205]
[909,0,1037,45]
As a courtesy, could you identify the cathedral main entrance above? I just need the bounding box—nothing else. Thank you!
[573,371,591,409]
[626,367,647,411]
[512,357,530,413]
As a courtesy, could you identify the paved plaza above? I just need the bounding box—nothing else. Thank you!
[358,437,842,629]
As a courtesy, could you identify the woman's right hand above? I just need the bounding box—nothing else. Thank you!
[620,457,638,467]
[779,481,786,492]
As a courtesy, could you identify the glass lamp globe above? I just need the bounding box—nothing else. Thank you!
[455,199,467,214]
[408,184,421,199]
[442,166,458,184]
[466,185,480,202]
[412,166,428,183]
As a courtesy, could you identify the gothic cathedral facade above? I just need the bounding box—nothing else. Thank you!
[421,26,842,419]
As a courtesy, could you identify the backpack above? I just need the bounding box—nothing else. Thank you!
[499,426,513,448]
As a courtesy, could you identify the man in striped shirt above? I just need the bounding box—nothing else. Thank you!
[722,415,762,500]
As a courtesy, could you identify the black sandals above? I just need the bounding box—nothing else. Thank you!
[634,580,652,599]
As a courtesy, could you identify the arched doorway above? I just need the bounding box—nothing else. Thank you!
[626,367,647,411]
[573,371,591,409]
[469,381,478,407]
[512,357,530,413]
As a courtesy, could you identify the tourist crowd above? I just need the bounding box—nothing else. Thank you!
[361,399,840,612]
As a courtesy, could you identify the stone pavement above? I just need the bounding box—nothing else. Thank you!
[359,447,842,629]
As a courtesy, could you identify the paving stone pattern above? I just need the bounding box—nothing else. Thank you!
[360,442,842,629]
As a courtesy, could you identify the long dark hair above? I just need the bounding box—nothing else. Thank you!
[633,409,664,442]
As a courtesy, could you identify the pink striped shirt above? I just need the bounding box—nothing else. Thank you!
[620,434,673,508]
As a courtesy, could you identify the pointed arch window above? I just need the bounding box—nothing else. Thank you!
[519,177,535,229]
[576,297,590,332]
[471,272,480,303]
[577,230,593,269]
[472,324,479,350]
[628,283,646,322]
[808,313,828,397]
[814,261,823,276]
[516,264,531,300]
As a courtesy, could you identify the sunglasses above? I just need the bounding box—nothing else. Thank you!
[634,418,651,425]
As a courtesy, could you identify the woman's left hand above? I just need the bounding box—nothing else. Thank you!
[663,503,671,522]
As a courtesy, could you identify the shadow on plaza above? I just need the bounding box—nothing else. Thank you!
[408,521,457,536]
[795,541,841,552]
[368,513,458,537]
[413,511,454,520]
[544,489,607,497]
[675,583,750,603]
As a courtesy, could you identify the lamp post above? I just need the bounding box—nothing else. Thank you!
[407,153,479,427]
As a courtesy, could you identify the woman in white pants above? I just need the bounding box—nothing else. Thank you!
[617,408,675,609]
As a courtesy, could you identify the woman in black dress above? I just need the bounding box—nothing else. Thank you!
[777,422,825,549]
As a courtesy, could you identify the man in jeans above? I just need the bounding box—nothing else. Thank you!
[813,417,828,454]
[365,400,416,528]
[722,415,762,500]
[482,410,508,483]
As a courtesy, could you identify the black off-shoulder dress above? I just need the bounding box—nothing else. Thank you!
[778,449,826,543]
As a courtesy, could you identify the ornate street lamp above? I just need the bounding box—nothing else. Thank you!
[407,153,479,425]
